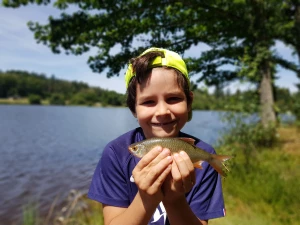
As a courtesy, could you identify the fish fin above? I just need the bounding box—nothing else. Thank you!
[176,137,195,145]
[193,160,204,169]
[209,155,233,177]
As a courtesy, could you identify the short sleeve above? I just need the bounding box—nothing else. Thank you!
[189,167,225,220]
[88,144,130,207]
[186,140,225,220]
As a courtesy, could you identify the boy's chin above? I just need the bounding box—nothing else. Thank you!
[148,130,179,138]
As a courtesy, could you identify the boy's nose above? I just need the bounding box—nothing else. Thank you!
[155,102,171,116]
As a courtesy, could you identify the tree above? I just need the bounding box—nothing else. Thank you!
[49,93,65,105]
[3,0,299,126]
[280,0,300,90]
[28,94,41,104]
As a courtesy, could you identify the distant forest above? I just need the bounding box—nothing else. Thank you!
[0,70,298,114]
[0,70,125,106]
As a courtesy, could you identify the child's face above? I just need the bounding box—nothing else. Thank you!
[134,67,192,139]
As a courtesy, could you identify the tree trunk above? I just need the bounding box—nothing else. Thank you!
[259,60,276,127]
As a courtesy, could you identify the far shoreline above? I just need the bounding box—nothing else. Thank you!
[0,98,125,108]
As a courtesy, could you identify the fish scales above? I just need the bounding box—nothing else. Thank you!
[128,137,233,176]
[136,138,212,163]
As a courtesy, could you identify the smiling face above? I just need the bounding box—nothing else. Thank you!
[134,67,193,138]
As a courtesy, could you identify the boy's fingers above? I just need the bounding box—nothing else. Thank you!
[145,154,172,184]
[170,159,185,192]
[171,158,181,180]
[179,151,195,184]
[173,151,195,191]
[138,155,172,192]
[148,148,172,168]
[150,164,172,190]
[134,147,172,189]
[135,146,163,171]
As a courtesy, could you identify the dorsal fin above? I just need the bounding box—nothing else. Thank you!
[176,137,195,145]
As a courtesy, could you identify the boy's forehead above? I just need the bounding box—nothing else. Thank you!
[138,68,179,87]
[136,69,184,96]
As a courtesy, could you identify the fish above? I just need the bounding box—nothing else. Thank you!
[128,137,232,176]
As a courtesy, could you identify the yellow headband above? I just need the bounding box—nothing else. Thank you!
[125,47,190,88]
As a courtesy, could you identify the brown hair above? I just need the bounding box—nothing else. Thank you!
[126,51,193,120]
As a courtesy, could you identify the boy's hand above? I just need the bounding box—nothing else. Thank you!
[132,146,173,208]
[162,150,195,202]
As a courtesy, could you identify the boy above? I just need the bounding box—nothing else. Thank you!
[88,47,225,225]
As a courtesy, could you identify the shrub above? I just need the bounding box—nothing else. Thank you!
[28,94,41,105]
[218,112,278,171]
[49,93,65,105]
[291,99,300,121]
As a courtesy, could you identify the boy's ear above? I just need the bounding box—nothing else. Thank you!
[188,91,194,111]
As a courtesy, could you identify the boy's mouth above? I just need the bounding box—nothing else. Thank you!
[151,120,176,127]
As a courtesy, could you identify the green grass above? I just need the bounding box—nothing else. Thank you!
[23,202,39,225]
[211,126,300,225]
[21,192,103,225]
[0,98,29,104]
[0,98,50,105]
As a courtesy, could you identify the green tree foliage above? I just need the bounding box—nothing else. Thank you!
[274,87,294,113]
[100,90,125,106]
[28,94,41,104]
[0,70,125,106]
[0,70,297,115]
[291,92,300,121]
[49,93,65,105]
[192,88,213,110]
[280,1,300,89]
[223,89,260,113]
[3,0,300,127]
[69,89,99,106]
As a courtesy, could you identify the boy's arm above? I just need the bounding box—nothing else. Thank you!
[103,147,172,225]
[162,151,208,225]
[103,196,208,225]
[163,196,208,225]
[102,193,155,225]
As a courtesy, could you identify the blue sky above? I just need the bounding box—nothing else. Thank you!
[0,4,299,94]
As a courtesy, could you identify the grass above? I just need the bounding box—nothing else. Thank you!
[0,98,29,104]
[22,190,103,225]
[0,98,115,107]
[210,125,300,225]
[21,125,299,225]
[0,98,49,105]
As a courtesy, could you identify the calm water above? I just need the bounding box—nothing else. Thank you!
[0,105,227,224]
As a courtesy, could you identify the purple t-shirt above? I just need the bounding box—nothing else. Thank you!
[88,127,225,224]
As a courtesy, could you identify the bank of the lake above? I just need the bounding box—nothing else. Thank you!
[0,98,30,105]
[211,125,300,225]
[0,98,109,107]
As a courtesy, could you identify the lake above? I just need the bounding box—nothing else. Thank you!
[0,105,228,224]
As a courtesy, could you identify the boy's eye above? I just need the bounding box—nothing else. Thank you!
[167,97,182,103]
[141,100,155,105]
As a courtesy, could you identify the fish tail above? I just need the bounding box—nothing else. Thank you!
[209,155,233,177]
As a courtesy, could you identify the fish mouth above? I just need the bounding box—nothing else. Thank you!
[128,146,135,152]
[151,120,176,127]
[128,147,137,156]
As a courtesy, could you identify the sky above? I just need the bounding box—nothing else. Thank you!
[0,3,299,94]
